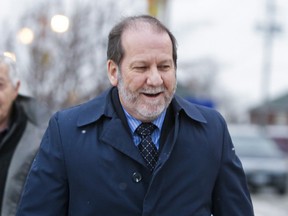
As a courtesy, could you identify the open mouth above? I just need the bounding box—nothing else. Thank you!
[143,92,161,98]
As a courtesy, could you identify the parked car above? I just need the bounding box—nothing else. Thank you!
[228,124,288,195]
[265,125,288,155]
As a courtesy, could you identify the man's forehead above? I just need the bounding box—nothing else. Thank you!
[0,64,10,78]
[0,63,8,71]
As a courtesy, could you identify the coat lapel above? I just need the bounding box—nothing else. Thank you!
[100,118,145,166]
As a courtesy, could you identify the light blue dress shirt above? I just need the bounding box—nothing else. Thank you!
[123,108,166,150]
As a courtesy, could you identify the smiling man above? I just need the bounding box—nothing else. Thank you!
[16,15,254,216]
[107,20,176,122]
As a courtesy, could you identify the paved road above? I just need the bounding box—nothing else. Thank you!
[252,190,288,216]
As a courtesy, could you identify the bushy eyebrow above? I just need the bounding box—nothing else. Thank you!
[131,61,146,66]
[158,60,173,65]
[131,59,173,66]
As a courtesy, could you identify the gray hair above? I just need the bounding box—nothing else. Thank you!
[0,54,20,87]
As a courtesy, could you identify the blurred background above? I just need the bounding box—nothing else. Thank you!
[1,0,288,121]
[0,0,287,215]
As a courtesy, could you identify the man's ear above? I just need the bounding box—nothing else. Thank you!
[107,60,118,86]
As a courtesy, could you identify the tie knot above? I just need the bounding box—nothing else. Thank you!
[135,123,156,138]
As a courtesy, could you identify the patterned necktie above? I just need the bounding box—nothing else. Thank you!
[136,123,159,172]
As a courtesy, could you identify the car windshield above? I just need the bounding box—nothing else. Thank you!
[232,136,283,158]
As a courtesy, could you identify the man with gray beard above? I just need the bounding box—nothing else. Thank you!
[17,15,254,216]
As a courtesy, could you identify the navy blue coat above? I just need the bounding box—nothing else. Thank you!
[17,88,254,216]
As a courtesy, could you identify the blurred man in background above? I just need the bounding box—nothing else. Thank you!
[0,55,48,216]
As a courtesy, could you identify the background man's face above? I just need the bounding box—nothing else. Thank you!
[0,64,19,130]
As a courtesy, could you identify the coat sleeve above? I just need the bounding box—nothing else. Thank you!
[16,113,68,216]
[211,118,254,216]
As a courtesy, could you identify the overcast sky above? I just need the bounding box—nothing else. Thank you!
[169,0,288,110]
[1,0,288,111]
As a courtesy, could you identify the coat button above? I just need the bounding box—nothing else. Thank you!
[132,172,142,183]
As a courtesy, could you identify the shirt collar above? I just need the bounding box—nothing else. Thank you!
[123,108,166,134]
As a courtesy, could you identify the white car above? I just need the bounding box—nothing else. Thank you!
[228,124,288,195]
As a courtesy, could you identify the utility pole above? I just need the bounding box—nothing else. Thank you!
[257,0,281,126]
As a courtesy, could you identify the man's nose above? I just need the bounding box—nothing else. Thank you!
[146,67,163,86]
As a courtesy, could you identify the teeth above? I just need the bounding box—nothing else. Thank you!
[144,92,160,97]
[143,91,161,94]
[145,92,159,95]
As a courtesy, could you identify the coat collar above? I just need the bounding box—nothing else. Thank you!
[76,88,115,127]
[77,87,208,127]
[172,95,208,124]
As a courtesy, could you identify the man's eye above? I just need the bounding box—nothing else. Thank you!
[158,65,170,70]
[134,66,147,71]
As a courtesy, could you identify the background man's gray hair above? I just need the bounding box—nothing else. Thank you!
[0,54,20,87]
